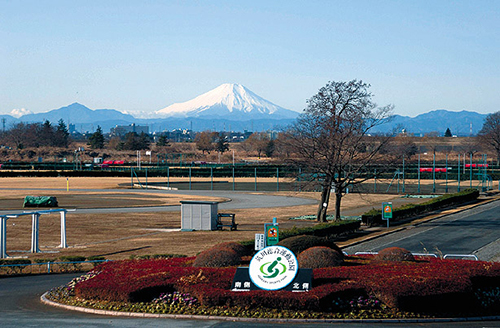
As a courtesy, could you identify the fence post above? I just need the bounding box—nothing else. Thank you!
[232,166,235,191]
[457,154,461,192]
[211,167,213,191]
[31,213,40,253]
[59,211,67,248]
[402,156,405,193]
[254,167,257,191]
[445,154,448,193]
[432,153,436,193]
[299,167,302,192]
[189,167,192,190]
[167,166,170,188]
[0,217,7,259]
[131,168,134,189]
[470,153,472,188]
[417,154,421,194]
[277,167,280,192]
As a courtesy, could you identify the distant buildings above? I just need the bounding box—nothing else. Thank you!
[111,123,149,136]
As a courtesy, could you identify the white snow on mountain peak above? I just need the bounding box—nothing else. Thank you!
[155,83,298,119]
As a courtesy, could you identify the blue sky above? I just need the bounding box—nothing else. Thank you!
[1,0,499,117]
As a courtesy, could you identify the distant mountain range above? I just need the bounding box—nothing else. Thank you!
[371,110,486,136]
[0,84,490,135]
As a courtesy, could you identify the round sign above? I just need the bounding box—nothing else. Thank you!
[249,246,298,291]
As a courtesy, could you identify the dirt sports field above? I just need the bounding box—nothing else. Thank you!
[0,177,423,260]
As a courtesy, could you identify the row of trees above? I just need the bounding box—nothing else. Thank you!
[0,119,69,149]
[88,127,151,151]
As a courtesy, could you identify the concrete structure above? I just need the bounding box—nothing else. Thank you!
[180,201,218,231]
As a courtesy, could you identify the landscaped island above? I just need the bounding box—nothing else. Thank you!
[45,244,500,320]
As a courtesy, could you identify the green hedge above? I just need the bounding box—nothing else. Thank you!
[361,189,480,226]
[240,220,361,253]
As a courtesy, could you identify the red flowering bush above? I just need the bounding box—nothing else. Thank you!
[74,255,500,316]
[374,247,415,262]
[298,246,344,268]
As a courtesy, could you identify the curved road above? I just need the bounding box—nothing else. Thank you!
[0,189,317,215]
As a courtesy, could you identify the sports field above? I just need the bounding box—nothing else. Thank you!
[0,177,423,260]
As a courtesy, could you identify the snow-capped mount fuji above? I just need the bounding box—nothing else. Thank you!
[156,83,299,120]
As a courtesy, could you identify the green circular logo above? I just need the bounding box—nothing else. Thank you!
[249,246,298,290]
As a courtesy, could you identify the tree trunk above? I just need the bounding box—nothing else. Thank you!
[316,179,332,222]
[334,188,342,221]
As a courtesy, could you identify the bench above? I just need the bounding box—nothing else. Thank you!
[216,213,238,231]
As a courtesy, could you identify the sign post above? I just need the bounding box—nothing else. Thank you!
[255,233,265,251]
[382,202,393,228]
[264,217,279,247]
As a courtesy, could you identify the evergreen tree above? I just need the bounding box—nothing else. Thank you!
[40,120,55,146]
[444,128,452,137]
[54,119,70,147]
[215,133,229,154]
[88,126,105,149]
[156,135,170,147]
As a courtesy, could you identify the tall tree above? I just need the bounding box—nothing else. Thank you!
[444,128,452,137]
[54,119,70,147]
[284,80,393,222]
[88,125,105,149]
[40,120,55,146]
[156,134,170,147]
[215,132,229,154]
[479,111,500,164]
[195,131,214,154]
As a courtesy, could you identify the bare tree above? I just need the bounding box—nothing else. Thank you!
[284,80,393,222]
[195,131,215,154]
[478,112,500,165]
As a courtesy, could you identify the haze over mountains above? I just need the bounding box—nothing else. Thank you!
[0,83,490,135]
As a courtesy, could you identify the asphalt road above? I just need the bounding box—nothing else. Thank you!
[344,199,500,261]
[0,189,318,215]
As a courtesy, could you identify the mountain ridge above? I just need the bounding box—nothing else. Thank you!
[156,83,299,119]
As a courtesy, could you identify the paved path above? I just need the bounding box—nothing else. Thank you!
[344,199,500,261]
[0,189,317,215]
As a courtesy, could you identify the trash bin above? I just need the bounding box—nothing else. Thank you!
[180,201,218,231]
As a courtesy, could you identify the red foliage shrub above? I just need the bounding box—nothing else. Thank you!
[375,247,415,262]
[74,254,500,315]
[192,247,241,268]
[298,246,344,268]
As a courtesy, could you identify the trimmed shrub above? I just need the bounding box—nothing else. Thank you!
[280,220,361,239]
[375,247,415,262]
[298,246,344,268]
[193,247,241,268]
[277,235,343,257]
[211,242,249,257]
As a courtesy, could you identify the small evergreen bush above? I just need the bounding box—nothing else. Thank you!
[298,246,344,268]
[375,247,415,262]
[277,235,343,257]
